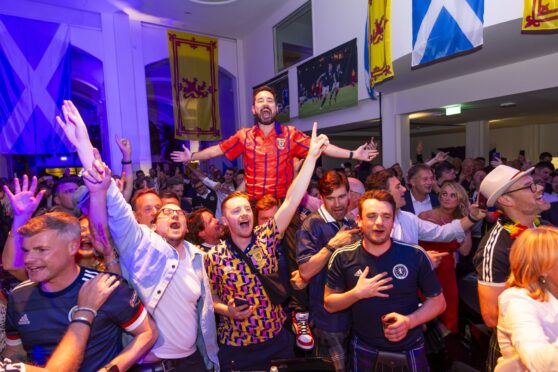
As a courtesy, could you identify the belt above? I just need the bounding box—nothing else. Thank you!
[133,358,187,372]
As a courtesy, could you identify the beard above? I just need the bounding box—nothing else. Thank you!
[255,107,276,125]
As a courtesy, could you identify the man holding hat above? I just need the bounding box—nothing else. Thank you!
[473,164,550,370]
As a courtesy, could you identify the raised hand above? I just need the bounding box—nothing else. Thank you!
[4,175,45,218]
[56,100,91,147]
[170,144,192,163]
[115,134,131,160]
[353,142,379,162]
[307,122,329,160]
[82,149,112,194]
[426,251,449,269]
[353,267,393,300]
[433,151,449,163]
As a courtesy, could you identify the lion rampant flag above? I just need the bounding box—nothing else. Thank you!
[368,0,393,86]
[523,0,558,31]
[167,30,220,140]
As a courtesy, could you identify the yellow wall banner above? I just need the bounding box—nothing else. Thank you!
[167,30,220,140]
[369,0,393,86]
[523,0,558,31]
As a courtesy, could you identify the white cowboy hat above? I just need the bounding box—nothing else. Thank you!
[480,165,534,207]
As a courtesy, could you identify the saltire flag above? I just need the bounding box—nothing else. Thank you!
[412,0,484,67]
[0,15,73,154]
[366,0,393,95]
[167,30,220,141]
[523,0,558,32]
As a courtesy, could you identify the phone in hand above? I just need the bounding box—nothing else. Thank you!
[234,297,249,308]
[477,192,488,210]
[491,152,501,162]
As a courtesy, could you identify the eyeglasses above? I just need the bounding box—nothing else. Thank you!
[156,208,187,218]
[504,183,538,195]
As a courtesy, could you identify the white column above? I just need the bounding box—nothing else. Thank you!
[381,93,411,174]
[465,120,489,159]
[101,14,152,174]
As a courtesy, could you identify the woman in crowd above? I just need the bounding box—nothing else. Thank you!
[496,226,558,371]
[419,181,472,334]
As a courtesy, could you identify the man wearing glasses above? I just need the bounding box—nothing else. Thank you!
[473,165,550,371]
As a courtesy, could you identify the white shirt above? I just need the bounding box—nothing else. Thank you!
[392,209,465,245]
[410,191,433,216]
[202,177,235,219]
[497,287,558,371]
[150,250,201,359]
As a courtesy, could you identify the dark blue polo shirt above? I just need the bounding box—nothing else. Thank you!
[296,206,355,332]
[327,240,442,351]
[6,267,145,371]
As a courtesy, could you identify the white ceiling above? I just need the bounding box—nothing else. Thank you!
[32,0,290,39]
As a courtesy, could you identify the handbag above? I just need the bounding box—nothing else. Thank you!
[230,243,289,305]
[374,351,409,372]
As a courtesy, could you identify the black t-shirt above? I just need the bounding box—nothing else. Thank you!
[6,267,144,371]
[327,240,442,351]
[473,221,513,284]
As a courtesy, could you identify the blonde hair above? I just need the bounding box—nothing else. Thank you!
[507,226,558,302]
[438,181,469,219]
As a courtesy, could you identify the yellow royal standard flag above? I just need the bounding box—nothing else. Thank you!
[523,0,558,31]
[168,30,220,140]
[369,0,393,86]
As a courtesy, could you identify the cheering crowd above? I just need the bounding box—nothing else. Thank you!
[0,86,556,371]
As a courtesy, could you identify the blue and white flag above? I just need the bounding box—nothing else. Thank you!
[0,15,73,155]
[412,0,484,67]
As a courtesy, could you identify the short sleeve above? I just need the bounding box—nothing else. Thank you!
[105,279,147,333]
[219,130,245,161]
[474,227,510,285]
[255,218,281,256]
[416,249,443,298]
[204,250,220,295]
[5,297,21,347]
[326,252,346,292]
[296,218,322,266]
[290,127,310,158]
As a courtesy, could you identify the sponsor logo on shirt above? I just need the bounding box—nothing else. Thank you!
[18,314,30,326]
[393,264,408,280]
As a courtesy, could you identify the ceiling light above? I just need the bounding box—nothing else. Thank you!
[499,102,517,108]
[445,104,461,116]
[189,0,238,4]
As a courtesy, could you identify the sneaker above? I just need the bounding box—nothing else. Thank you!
[292,312,314,350]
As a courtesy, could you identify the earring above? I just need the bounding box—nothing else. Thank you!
[539,276,547,285]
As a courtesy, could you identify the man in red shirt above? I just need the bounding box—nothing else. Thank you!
[171,86,378,200]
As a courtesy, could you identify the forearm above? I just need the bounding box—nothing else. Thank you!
[299,248,331,282]
[459,231,472,256]
[122,163,133,202]
[45,323,91,372]
[276,157,317,232]
[407,295,446,329]
[190,145,224,161]
[212,293,230,317]
[3,215,31,272]
[322,144,351,159]
[109,319,157,371]
[324,287,359,313]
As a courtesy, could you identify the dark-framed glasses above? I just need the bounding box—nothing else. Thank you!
[156,208,187,218]
[504,183,538,195]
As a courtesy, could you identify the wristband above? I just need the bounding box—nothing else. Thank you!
[325,244,336,253]
[69,305,97,321]
[71,317,92,327]
[349,151,353,160]
[121,160,132,165]
[467,213,480,223]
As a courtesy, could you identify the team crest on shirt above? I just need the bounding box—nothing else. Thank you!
[276,138,286,150]
[129,290,140,308]
[393,264,408,280]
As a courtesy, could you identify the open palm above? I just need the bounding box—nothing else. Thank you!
[4,175,45,217]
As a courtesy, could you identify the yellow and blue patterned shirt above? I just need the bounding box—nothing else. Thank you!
[205,219,286,346]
